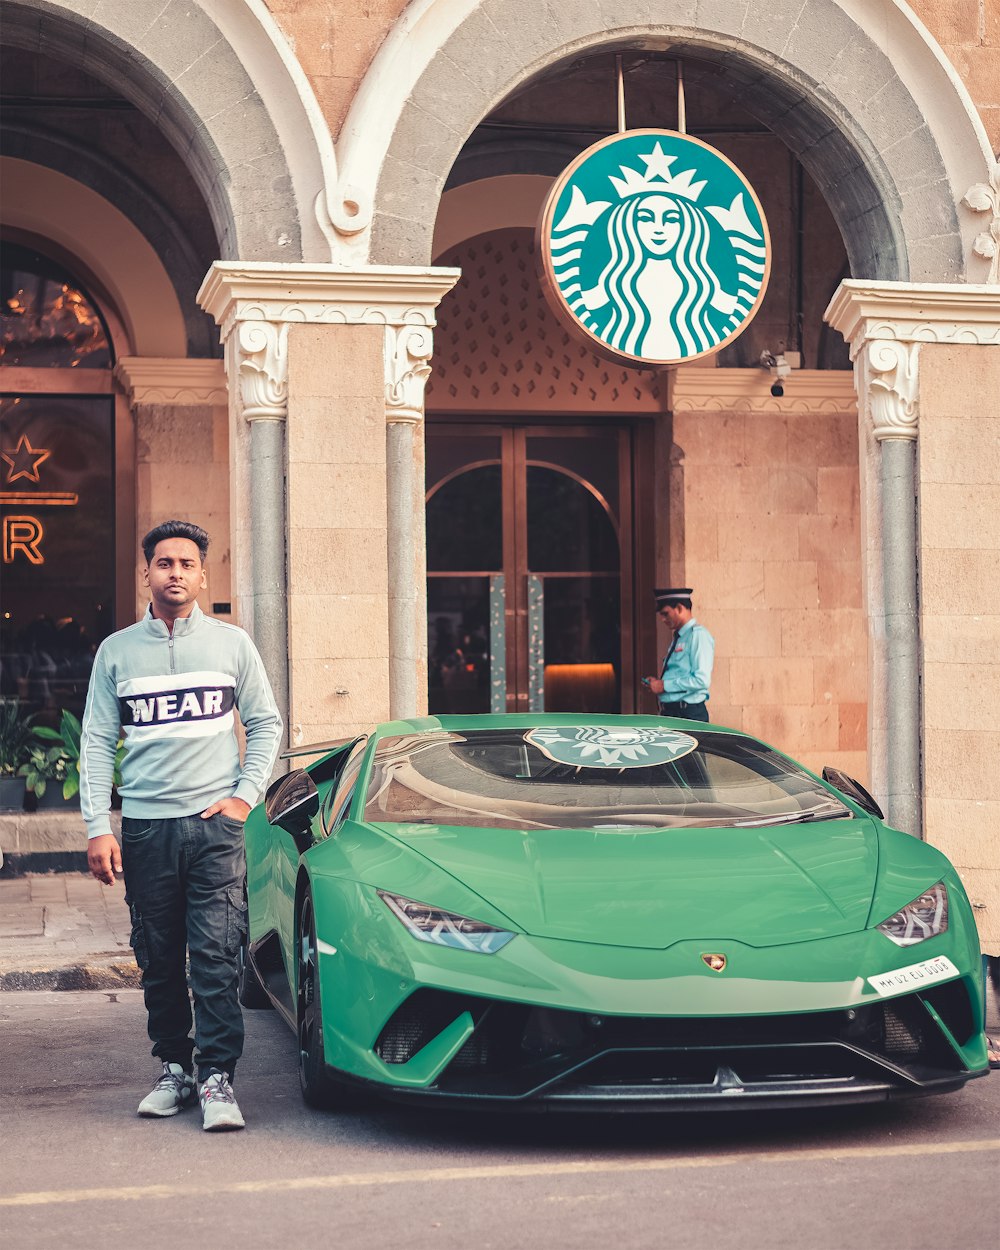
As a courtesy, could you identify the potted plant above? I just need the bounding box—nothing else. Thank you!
[26,709,124,806]
[18,740,72,807]
[0,699,38,811]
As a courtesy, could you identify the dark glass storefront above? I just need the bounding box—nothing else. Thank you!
[1,242,115,722]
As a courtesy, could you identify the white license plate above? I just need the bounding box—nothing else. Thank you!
[866,955,958,997]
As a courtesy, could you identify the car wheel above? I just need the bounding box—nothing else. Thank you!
[297,891,365,1109]
[237,937,272,1010]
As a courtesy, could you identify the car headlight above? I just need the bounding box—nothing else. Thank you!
[378,891,516,954]
[876,882,949,946]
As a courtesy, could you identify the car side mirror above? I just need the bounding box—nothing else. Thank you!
[821,767,884,820]
[265,769,319,851]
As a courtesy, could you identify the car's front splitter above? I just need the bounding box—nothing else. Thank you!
[324,1044,987,1114]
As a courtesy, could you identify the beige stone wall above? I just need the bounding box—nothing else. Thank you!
[285,322,391,746]
[269,1,1000,153]
[917,342,1000,951]
[134,402,231,620]
[671,379,867,781]
[911,0,1000,149]
[267,0,408,139]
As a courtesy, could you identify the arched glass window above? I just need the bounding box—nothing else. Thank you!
[1,240,116,751]
[1,242,112,369]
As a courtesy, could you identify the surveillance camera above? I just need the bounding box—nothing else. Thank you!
[760,349,791,397]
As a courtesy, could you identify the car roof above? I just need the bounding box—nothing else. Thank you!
[370,713,744,738]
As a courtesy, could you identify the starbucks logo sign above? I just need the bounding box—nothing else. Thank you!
[524,726,699,770]
[538,129,770,366]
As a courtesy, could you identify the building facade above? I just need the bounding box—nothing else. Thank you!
[1,1,998,944]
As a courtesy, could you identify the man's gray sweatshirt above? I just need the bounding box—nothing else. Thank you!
[80,603,283,839]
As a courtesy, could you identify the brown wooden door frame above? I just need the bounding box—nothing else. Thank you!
[426,416,654,714]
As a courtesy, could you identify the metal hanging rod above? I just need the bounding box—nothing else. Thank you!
[676,60,687,134]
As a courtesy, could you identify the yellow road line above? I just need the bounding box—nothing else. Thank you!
[3,1138,998,1207]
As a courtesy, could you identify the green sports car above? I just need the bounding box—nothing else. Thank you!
[241,715,989,1111]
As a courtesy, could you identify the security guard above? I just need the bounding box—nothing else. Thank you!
[644,587,714,722]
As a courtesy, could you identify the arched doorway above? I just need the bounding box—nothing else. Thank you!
[0,241,117,719]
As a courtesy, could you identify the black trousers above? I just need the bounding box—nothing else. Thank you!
[659,700,710,722]
[121,813,247,1082]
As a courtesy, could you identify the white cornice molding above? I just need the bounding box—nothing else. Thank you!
[198,264,461,427]
[114,357,227,405]
[669,368,858,414]
[825,280,1000,352]
[197,263,462,339]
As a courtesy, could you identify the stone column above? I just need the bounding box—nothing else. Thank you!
[113,357,230,619]
[385,322,435,718]
[197,263,459,745]
[228,321,290,736]
[825,281,1000,846]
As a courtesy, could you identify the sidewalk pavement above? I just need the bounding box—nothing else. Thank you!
[0,872,140,990]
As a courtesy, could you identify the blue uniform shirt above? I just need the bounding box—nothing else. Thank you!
[659,618,714,706]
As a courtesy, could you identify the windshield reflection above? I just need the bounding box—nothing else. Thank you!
[363,728,852,831]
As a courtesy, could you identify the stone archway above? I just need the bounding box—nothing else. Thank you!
[341,0,994,282]
[2,0,331,262]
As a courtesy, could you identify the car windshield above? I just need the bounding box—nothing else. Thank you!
[363,727,852,830]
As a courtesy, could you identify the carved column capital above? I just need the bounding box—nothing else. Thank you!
[385,323,434,424]
[857,338,919,442]
[232,321,289,422]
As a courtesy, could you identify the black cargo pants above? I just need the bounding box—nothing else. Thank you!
[121,813,247,1082]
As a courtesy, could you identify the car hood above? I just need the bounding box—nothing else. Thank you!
[372,818,879,949]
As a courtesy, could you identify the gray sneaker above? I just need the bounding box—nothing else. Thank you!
[137,1062,196,1117]
[198,1070,246,1131]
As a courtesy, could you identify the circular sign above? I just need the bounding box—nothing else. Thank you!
[538,129,771,367]
[524,726,699,770]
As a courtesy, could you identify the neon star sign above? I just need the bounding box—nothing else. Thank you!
[2,434,51,483]
[1,432,79,564]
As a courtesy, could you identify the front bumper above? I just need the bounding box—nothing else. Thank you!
[309,877,989,1110]
[365,986,987,1111]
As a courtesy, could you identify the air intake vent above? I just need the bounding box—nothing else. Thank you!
[375,989,476,1065]
[882,1002,924,1057]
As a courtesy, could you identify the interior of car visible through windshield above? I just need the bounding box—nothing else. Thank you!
[363,730,852,830]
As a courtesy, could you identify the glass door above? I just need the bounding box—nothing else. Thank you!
[426,431,505,714]
[426,423,647,715]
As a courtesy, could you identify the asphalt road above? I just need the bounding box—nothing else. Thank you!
[1,991,997,1250]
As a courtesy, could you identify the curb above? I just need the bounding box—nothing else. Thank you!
[0,851,90,877]
[0,957,142,992]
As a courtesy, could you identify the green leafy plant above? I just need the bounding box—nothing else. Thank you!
[18,742,70,799]
[29,709,124,801]
[0,699,38,777]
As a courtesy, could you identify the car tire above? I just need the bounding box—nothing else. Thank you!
[237,938,272,1010]
[297,890,366,1110]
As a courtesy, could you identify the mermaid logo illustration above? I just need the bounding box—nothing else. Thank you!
[538,130,770,365]
[524,726,699,770]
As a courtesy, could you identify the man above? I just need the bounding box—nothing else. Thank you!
[81,520,282,1131]
[644,587,714,722]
